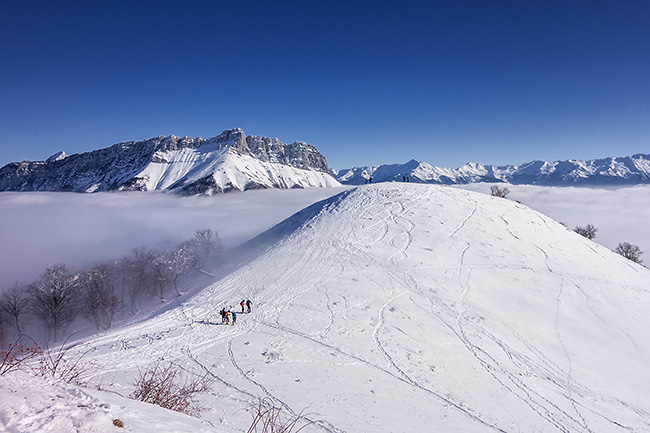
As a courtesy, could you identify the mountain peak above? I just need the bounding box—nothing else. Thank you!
[46,151,67,163]
[334,154,650,186]
[0,129,339,194]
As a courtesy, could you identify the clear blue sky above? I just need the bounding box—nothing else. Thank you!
[1,0,648,169]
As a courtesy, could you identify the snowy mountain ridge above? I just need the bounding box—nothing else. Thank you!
[4,183,647,433]
[333,153,650,186]
[0,128,339,194]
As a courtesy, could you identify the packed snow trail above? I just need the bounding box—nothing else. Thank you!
[68,183,650,433]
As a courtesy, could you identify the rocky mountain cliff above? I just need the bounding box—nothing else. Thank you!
[333,154,650,186]
[0,129,339,194]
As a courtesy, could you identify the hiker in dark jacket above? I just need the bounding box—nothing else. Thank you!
[246,299,252,313]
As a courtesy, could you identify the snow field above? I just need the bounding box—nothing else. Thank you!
[2,183,649,433]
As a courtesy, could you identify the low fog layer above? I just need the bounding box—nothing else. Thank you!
[0,188,349,287]
[456,184,650,258]
[1,184,648,288]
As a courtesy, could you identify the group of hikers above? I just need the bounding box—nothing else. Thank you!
[219,299,252,325]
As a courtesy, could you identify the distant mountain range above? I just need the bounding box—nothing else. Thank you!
[0,129,339,194]
[2,129,649,194]
[332,154,650,186]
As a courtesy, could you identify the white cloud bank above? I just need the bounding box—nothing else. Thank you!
[1,184,648,288]
[0,188,349,287]
[457,183,650,259]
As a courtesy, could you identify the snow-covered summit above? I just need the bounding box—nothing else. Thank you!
[15,182,647,433]
[0,129,339,194]
[334,153,650,186]
[45,150,67,163]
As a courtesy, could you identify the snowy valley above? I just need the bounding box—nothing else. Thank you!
[1,183,649,432]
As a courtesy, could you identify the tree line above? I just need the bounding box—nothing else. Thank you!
[0,229,222,343]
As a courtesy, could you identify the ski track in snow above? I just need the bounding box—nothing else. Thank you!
[424,189,632,432]
[448,191,478,238]
[372,290,411,382]
[226,338,344,433]
[555,278,594,433]
[318,284,336,339]
[453,255,586,432]
[261,318,507,432]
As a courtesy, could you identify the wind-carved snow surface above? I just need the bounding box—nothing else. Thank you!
[3,183,649,433]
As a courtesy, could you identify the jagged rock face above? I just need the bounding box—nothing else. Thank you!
[0,139,162,192]
[334,154,650,186]
[0,129,337,193]
[243,136,330,172]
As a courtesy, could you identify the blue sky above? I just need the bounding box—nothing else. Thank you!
[1,1,648,169]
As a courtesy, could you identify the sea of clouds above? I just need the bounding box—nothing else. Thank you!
[1,184,648,288]
[0,188,348,287]
[457,183,650,258]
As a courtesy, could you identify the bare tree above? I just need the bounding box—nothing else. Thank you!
[0,311,7,344]
[151,246,195,299]
[28,264,81,341]
[119,247,157,311]
[614,242,644,264]
[186,228,222,270]
[167,246,194,295]
[81,264,121,330]
[490,185,510,198]
[574,224,598,240]
[152,254,173,300]
[0,284,30,333]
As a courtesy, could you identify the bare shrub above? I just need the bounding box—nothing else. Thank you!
[0,335,41,376]
[34,336,94,386]
[490,185,510,198]
[574,224,598,240]
[247,398,317,433]
[131,360,211,416]
[614,242,644,264]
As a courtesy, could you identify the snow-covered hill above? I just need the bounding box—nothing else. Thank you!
[2,183,649,432]
[0,129,340,194]
[334,154,650,186]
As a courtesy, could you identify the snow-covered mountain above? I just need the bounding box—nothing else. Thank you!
[4,183,648,432]
[334,154,650,186]
[0,128,340,194]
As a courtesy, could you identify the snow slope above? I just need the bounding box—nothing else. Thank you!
[138,135,340,194]
[3,183,649,432]
[0,371,217,433]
